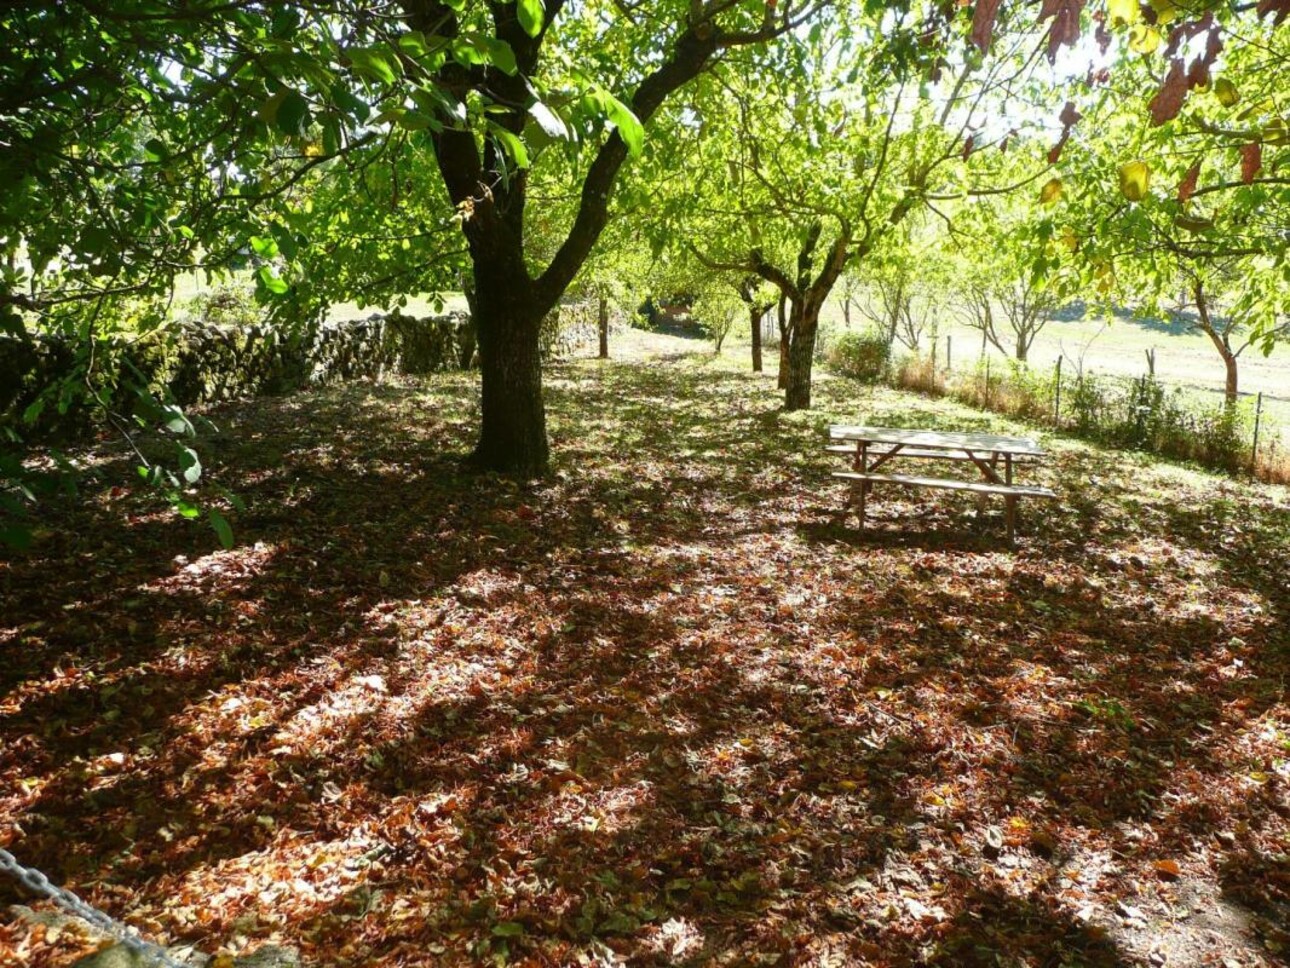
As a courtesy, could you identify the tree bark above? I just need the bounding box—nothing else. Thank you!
[597,293,609,359]
[750,304,763,372]
[776,293,790,389]
[784,302,818,410]
[470,251,549,476]
[1193,278,1239,406]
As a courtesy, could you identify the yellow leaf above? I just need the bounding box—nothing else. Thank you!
[1149,0,1178,24]
[1119,160,1151,201]
[1108,0,1139,26]
[1060,229,1080,252]
[1128,25,1160,53]
[1214,78,1240,107]
[1040,177,1063,206]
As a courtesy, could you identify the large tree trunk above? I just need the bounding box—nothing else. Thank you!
[1222,348,1238,404]
[1016,337,1028,363]
[784,303,818,410]
[750,305,763,372]
[597,293,609,359]
[470,250,549,477]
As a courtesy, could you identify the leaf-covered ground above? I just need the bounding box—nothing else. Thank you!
[3,330,1289,967]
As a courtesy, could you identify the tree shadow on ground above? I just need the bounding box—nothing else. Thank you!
[3,354,1287,965]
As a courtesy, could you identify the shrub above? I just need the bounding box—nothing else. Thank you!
[182,284,262,328]
[828,329,891,383]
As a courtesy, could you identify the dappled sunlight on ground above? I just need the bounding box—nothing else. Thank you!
[3,332,1288,966]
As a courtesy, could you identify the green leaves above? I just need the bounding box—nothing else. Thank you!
[346,46,402,85]
[257,265,290,295]
[516,0,544,37]
[582,88,644,157]
[277,90,312,137]
[488,122,530,168]
[208,507,235,548]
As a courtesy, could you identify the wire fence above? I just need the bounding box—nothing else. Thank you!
[870,338,1286,484]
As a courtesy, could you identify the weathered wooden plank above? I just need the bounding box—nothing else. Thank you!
[829,425,1046,457]
[831,471,1056,498]
[824,445,981,461]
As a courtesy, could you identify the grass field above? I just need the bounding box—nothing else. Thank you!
[816,295,1290,437]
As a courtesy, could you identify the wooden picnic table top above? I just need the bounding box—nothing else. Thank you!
[829,425,1047,458]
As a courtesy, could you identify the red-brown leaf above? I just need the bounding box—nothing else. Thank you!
[1240,142,1263,184]
[1038,0,1086,64]
[1148,58,1188,126]
[1257,0,1290,25]
[1048,101,1082,164]
[1178,162,1201,203]
[971,0,1003,52]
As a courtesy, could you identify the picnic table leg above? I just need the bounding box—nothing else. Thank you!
[1004,453,1016,545]
[857,442,868,528]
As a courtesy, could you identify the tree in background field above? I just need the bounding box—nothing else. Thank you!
[951,206,1073,363]
[670,2,1051,410]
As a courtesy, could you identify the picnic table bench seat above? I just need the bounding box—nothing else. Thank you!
[831,471,1056,499]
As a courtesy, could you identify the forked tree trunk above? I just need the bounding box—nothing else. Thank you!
[784,303,819,410]
[1220,346,1239,403]
[597,294,609,359]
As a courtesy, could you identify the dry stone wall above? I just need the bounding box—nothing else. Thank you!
[2,303,604,441]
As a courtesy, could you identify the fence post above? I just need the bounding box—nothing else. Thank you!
[1054,356,1063,427]
[1251,391,1263,476]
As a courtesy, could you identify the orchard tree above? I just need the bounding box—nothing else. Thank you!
[952,204,1073,363]
[2,0,829,482]
[675,2,1052,409]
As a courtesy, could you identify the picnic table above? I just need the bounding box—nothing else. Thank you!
[828,425,1056,544]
